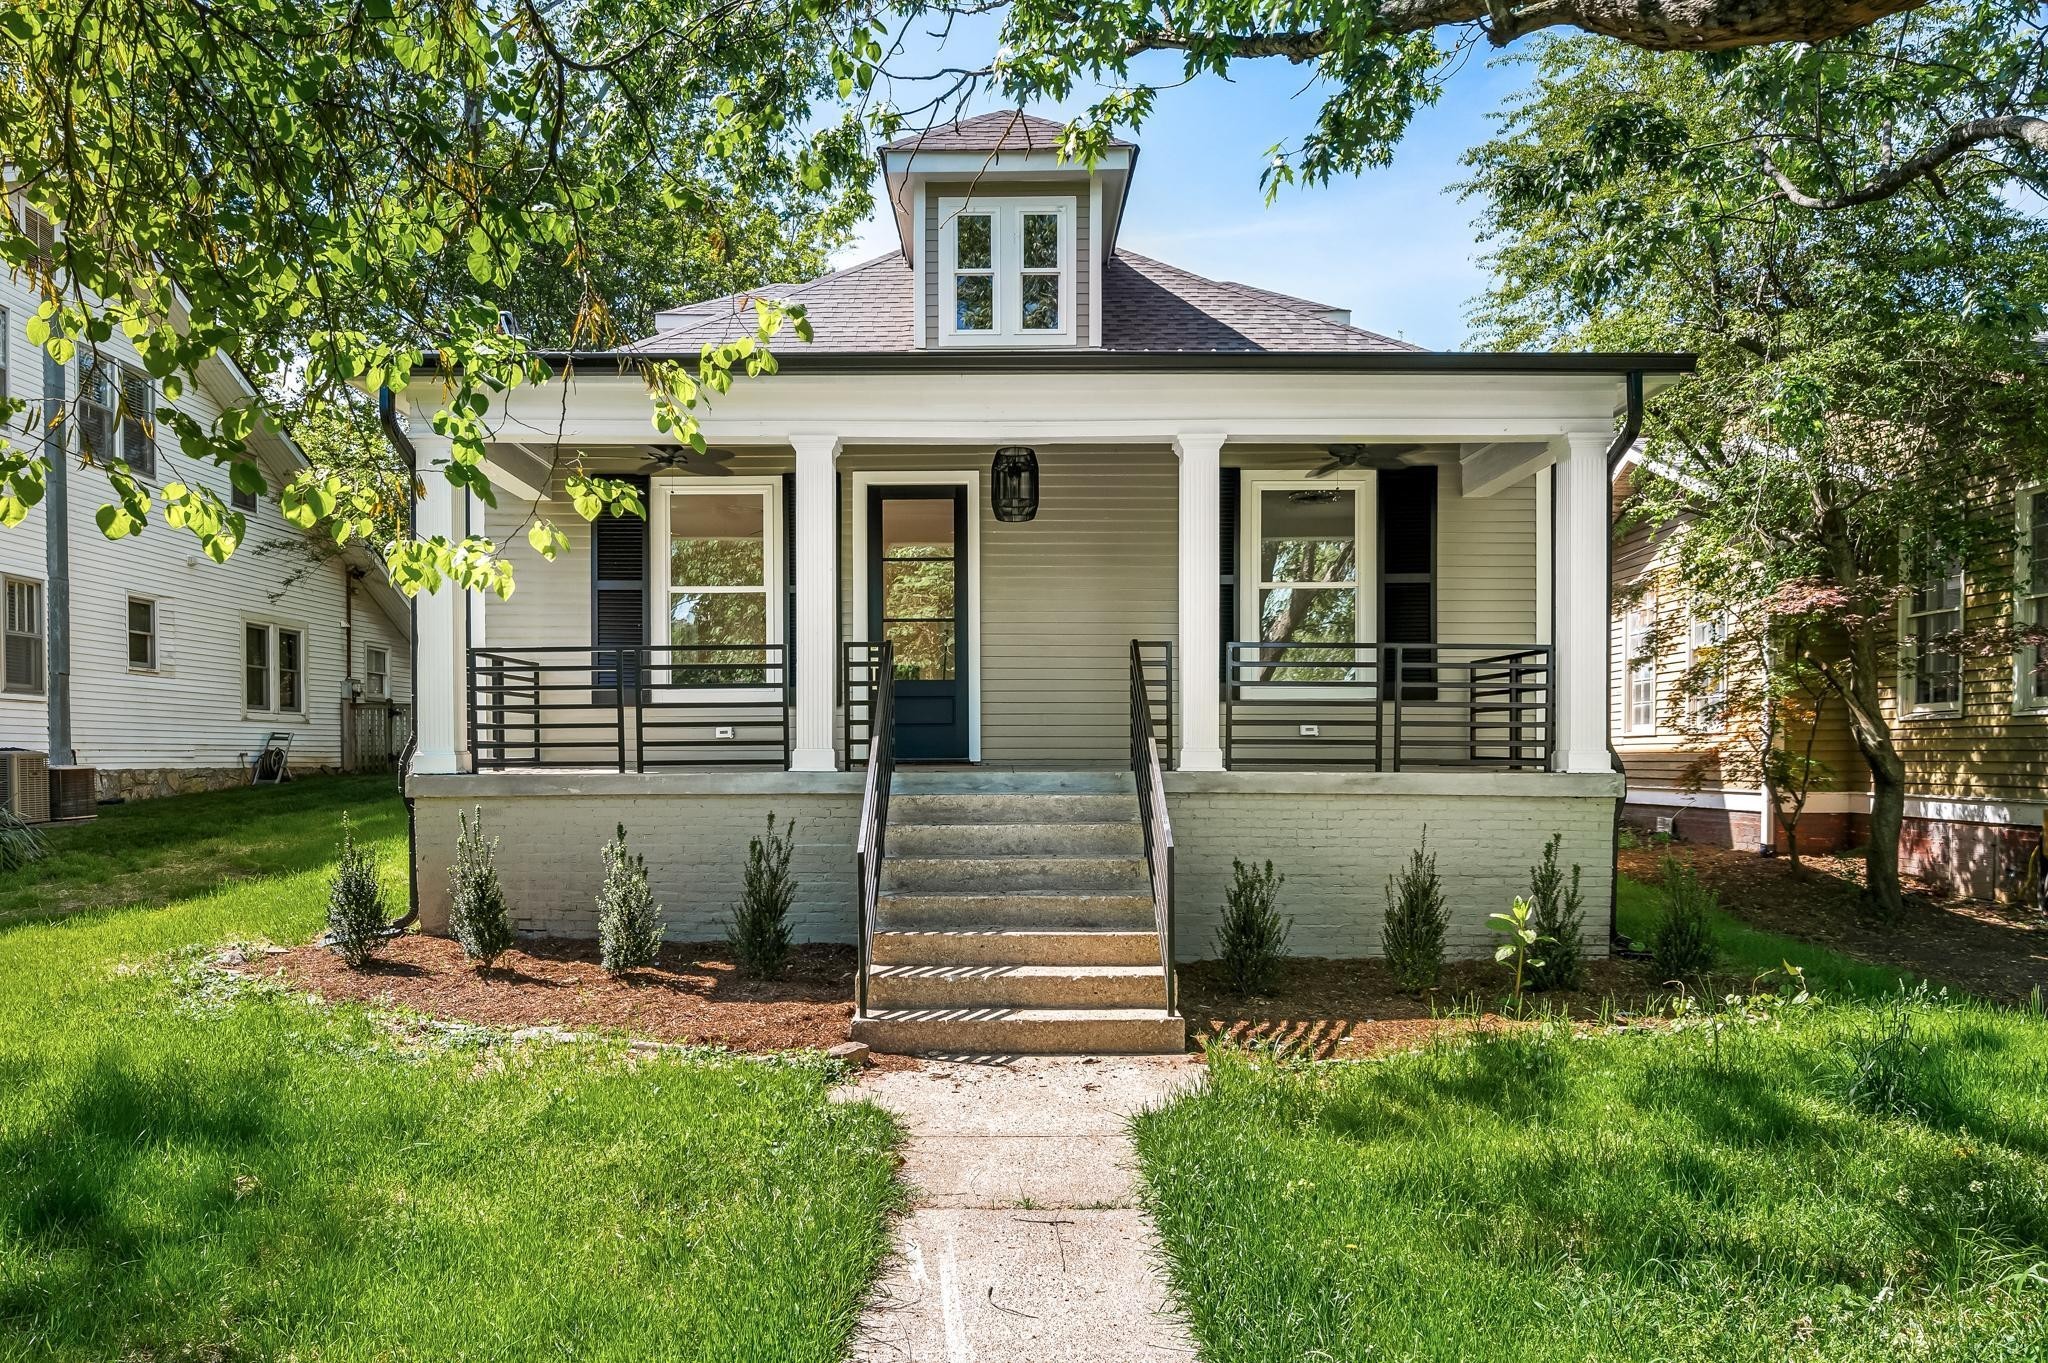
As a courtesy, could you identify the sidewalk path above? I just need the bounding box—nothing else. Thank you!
[839,1054,1205,1363]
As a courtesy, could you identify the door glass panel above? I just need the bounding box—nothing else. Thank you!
[882,498,955,559]
[879,498,958,682]
[883,559,955,619]
[1260,489,1356,583]
[886,620,956,681]
[669,492,764,587]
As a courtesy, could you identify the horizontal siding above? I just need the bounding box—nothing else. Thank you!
[1438,472,1537,643]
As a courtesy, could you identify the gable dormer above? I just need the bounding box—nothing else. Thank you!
[880,112,1136,350]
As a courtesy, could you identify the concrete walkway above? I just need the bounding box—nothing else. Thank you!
[839,1055,1205,1363]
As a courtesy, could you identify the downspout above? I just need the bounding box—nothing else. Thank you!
[376,386,421,929]
[1604,370,1645,952]
[42,349,72,766]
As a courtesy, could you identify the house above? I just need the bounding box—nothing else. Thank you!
[1611,460,2047,902]
[392,112,1690,1052]
[0,202,414,811]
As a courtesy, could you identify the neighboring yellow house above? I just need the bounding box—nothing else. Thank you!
[1611,461,2048,902]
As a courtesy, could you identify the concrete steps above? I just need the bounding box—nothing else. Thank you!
[853,771,1182,1057]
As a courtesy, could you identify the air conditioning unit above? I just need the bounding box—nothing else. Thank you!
[47,766,97,821]
[0,749,51,823]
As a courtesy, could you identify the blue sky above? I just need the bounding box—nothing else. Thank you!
[833,33,1539,349]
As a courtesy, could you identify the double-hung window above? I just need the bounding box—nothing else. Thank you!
[2017,487,2048,712]
[127,597,157,670]
[3,576,42,694]
[77,358,155,478]
[1624,602,1656,734]
[651,478,781,691]
[939,198,1074,344]
[365,645,390,700]
[245,621,305,714]
[1686,613,1729,729]
[1902,563,1963,715]
[1239,473,1374,685]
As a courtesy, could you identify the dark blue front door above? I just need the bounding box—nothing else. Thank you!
[869,486,969,761]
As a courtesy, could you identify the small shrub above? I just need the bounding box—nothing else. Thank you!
[1381,831,1448,992]
[326,812,390,968]
[0,808,47,874]
[1215,858,1290,996]
[1651,856,1718,983]
[728,813,796,979]
[1524,834,1585,992]
[1489,896,1546,1006]
[449,806,514,970]
[596,823,665,975]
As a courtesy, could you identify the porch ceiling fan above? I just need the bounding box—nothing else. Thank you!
[637,444,737,477]
[1308,443,1411,477]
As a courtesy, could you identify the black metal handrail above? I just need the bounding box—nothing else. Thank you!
[1222,641,1552,772]
[853,641,896,1020]
[468,644,791,771]
[1131,639,1176,771]
[840,641,889,771]
[1129,639,1177,1016]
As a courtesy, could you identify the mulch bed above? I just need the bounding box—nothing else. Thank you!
[1180,956,1680,1061]
[1621,843,2048,1004]
[261,936,919,1069]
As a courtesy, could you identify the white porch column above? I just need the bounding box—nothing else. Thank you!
[788,434,841,771]
[1174,433,1226,772]
[1554,430,1615,774]
[411,437,463,775]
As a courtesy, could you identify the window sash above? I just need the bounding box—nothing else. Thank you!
[277,629,303,712]
[3,577,43,693]
[2018,489,2048,711]
[652,479,781,691]
[1625,607,1655,732]
[365,646,389,699]
[127,598,156,670]
[1238,474,1377,687]
[1903,564,1963,712]
[245,624,270,709]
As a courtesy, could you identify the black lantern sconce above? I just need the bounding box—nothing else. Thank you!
[991,446,1040,523]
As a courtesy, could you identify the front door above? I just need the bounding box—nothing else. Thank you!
[869,486,969,761]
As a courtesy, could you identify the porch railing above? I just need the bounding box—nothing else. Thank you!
[853,641,896,1020]
[467,644,791,772]
[1131,639,1176,772]
[1129,640,1178,1016]
[1222,641,1552,772]
[840,641,889,771]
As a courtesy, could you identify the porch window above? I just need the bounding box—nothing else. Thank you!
[1624,604,1655,734]
[1902,562,1962,715]
[2018,487,2047,712]
[1241,473,1375,682]
[3,576,42,694]
[938,198,1074,344]
[653,478,780,687]
[1686,612,1728,729]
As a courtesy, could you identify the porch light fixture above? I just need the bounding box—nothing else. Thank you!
[991,446,1039,522]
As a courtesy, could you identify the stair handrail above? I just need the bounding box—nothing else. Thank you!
[853,641,896,1020]
[1129,639,1178,1016]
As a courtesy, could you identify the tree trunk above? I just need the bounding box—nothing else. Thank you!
[1836,620,1908,919]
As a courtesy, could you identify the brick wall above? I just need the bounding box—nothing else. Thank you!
[1166,790,1616,960]
[412,792,862,940]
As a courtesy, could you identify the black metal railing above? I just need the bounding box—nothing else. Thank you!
[840,641,889,771]
[1222,641,1552,772]
[1131,639,1176,771]
[1129,640,1178,1016]
[468,644,791,771]
[853,641,897,1020]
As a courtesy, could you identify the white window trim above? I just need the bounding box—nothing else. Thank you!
[2015,483,2047,715]
[648,475,784,700]
[127,594,158,673]
[243,618,309,719]
[1898,564,1965,719]
[1237,470,1378,699]
[1685,611,1729,731]
[1623,602,1656,735]
[364,644,391,700]
[937,196,1076,347]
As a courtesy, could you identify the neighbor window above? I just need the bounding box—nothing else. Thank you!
[1686,613,1729,729]
[652,479,779,687]
[127,597,156,670]
[232,481,258,512]
[77,358,155,477]
[20,203,54,272]
[3,576,42,694]
[2018,487,2048,712]
[244,621,305,713]
[0,306,10,403]
[1903,562,1963,714]
[1625,603,1656,734]
[365,645,390,700]
[1240,474,1373,683]
[939,198,1073,343]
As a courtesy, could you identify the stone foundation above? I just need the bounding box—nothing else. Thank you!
[98,766,252,803]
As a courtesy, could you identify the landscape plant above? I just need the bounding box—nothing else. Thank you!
[596,823,665,975]
[1651,857,1719,984]
[1215,858,1290,996]
[1488,897,1547,1007]
[0,806,46,873]
[449,806,514,971]
[324,811,389,968]
[1381,831,1448,992]
[727,814,796,979]
[1523,834,1584,992]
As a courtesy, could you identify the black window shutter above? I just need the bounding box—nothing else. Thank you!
[1218,465,1240,678]
[782,473,797,675]
[1378,466,1437,696]
[591,474,649,698]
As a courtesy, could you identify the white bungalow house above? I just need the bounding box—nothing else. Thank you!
[395,113,1689,1052]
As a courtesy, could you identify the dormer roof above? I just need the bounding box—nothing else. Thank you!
[882,111,1134,155]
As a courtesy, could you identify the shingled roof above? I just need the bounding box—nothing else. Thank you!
[635,250,1415,355]
[882,110,1132,155]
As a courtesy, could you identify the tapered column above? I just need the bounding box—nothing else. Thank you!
[411,436,463,775]
[788,435,842,771]
[1554,430,1615,774]
[1174,433,1226,771]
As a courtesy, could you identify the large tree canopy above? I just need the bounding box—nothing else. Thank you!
[1461,19,2048,915]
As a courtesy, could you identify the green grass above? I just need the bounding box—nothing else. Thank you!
[0,777,900,1362]
[1139,1002,2048,1363]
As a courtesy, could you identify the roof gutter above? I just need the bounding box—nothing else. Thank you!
[376,386,422,932]
[1604,370,1646,953]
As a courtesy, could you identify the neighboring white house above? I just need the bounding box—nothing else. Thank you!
[0,199,413,808]
[391,113,1689,1052]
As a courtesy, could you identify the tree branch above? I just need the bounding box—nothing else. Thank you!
[1762,114,2048,210]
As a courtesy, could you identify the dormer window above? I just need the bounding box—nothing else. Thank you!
[939,197,1074,345]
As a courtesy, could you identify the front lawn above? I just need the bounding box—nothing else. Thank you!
[0,778,900,1362]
